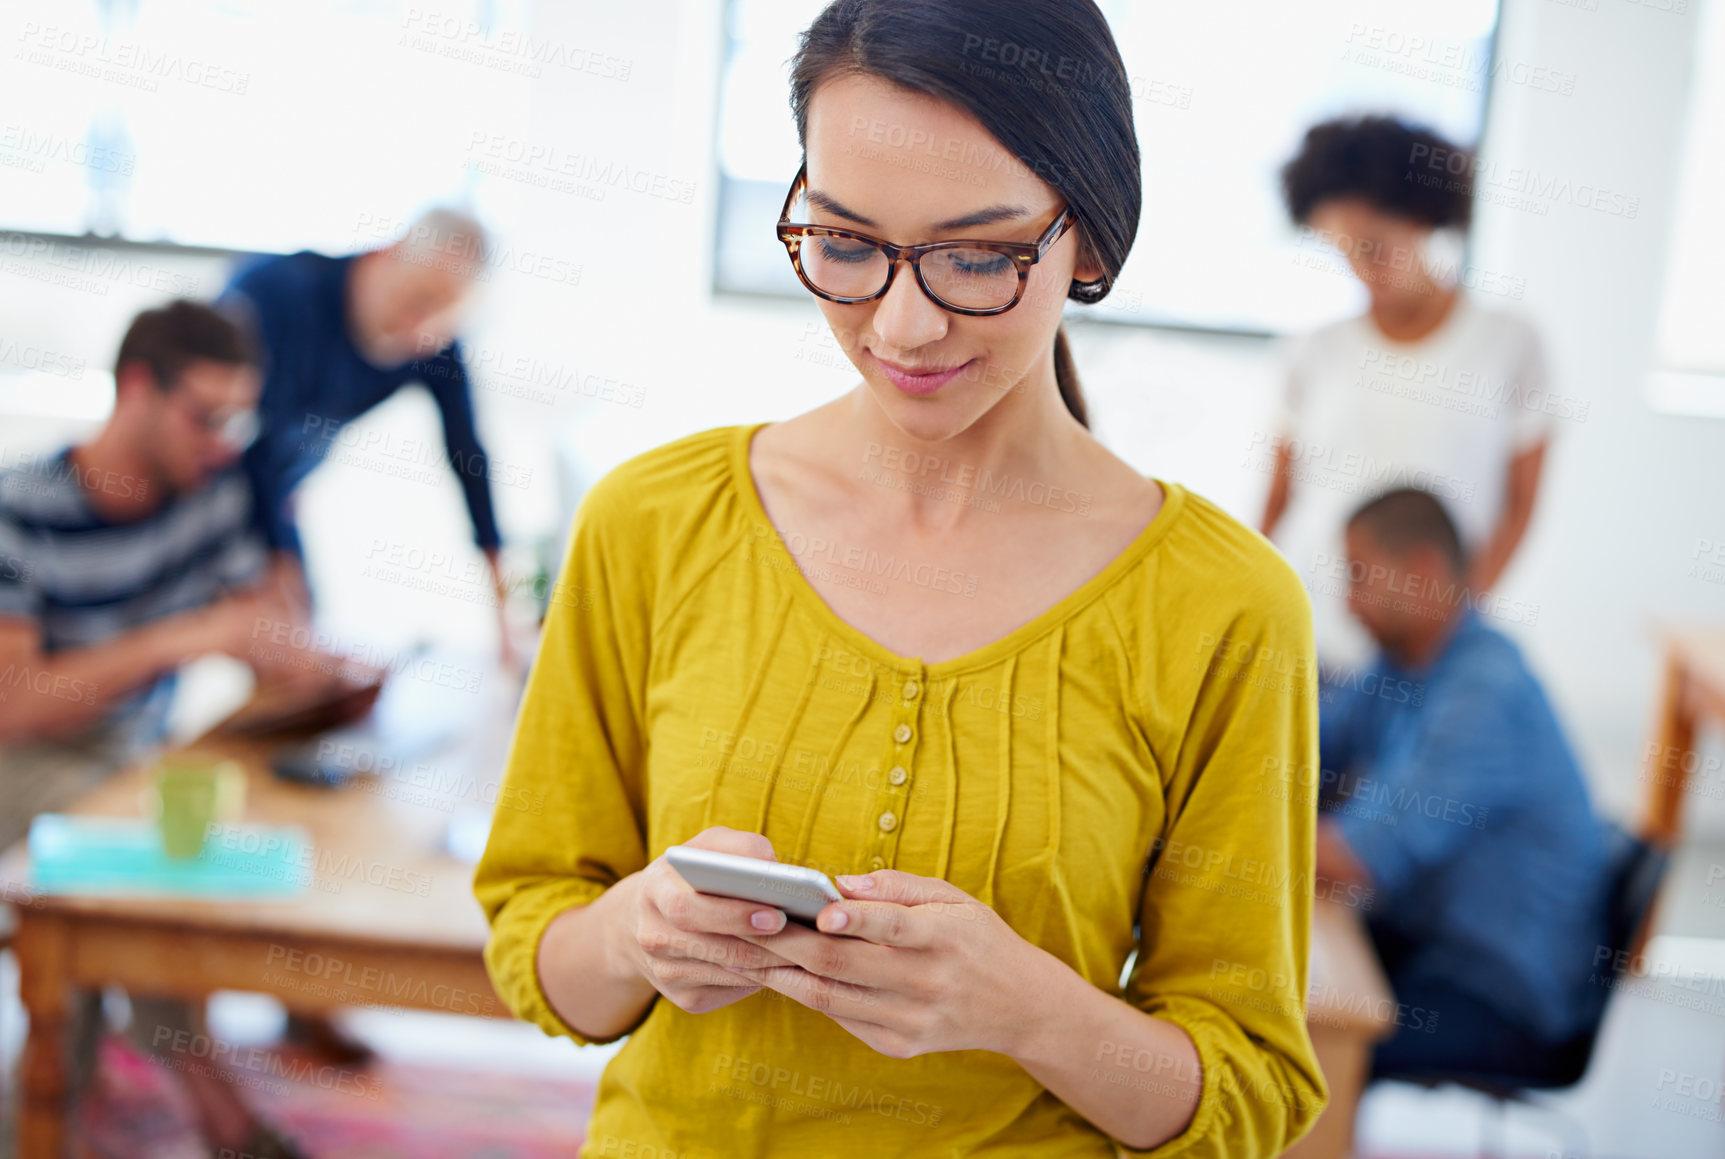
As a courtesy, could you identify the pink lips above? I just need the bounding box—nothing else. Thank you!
[873,353,975,396]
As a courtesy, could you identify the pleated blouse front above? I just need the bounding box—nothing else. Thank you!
[475,422,1326,1158]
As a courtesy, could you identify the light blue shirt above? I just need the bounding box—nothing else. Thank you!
[1320,611,1613,1042]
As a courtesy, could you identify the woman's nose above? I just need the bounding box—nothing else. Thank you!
[869,259,949,351]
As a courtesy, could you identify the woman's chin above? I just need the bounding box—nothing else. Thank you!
[867,382,982,444]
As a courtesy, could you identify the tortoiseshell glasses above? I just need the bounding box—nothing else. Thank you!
[775,161,1077,317]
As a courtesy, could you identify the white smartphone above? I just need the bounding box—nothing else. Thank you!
[663,844,844,926]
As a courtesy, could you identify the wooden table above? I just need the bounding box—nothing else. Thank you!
[1642,624,1725,843]
[1282,898,1397,1159]
[1,667,518,1159]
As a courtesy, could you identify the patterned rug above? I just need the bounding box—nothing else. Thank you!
[74,1035,596,1158]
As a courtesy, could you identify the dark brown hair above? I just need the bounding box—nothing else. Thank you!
[114,299,257,390]
[1281,115,1474,231]
[787,0,1141,428]
[1348,488,1468,576]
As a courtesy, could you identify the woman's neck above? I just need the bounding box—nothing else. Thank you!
[1368,283,1461,344]
[836,363,1088,533]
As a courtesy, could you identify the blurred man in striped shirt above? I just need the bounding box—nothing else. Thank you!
[0,299,290,772]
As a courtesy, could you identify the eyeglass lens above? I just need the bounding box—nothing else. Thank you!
[801,234,1020,311]
[215,409,260,450]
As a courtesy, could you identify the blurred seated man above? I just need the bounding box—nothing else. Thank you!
[1313,487,1613,1077]
[222,209,515,658]
[0,300,292,776]
[0,300,325,1158]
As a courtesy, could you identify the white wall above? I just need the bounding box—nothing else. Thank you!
[1,0,1719,835]
[1466,0,1725,832]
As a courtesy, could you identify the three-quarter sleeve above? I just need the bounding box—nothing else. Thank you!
[1117,586,1328,1157]
[473,470,653,1043]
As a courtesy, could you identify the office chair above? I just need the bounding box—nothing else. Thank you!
[1375,822,1671,1159]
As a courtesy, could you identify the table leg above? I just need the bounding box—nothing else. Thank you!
[1643,652,1696,845]
[17,913,71,1159]
[1282,1026,1370,1159]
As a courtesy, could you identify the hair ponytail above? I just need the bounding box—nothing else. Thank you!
[1053,325,1088,429]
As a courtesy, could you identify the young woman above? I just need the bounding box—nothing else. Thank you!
[476,2,1325,1154]
[1261,116,1554,670]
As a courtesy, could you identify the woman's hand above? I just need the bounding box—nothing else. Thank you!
[611,826,802,1016]
[731,870,1061,1059]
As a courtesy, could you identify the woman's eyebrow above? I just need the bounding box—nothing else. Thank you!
[806,188,1033,233]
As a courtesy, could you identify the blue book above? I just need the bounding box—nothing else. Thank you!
[28,815,313,899]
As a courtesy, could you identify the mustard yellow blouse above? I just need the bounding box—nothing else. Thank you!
[474,423,1326,1157]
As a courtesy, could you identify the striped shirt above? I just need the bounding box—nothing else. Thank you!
[0,447,267,740]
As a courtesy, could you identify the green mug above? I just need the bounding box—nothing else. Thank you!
[153,758,245,859]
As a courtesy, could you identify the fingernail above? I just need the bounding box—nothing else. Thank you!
[837,874,875,891]
[750,909,784,931]
[824,908,849,931]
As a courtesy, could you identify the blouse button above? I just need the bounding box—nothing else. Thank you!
[893,723,912,744]
[877,811,898,832]
[888,765,908,786]
[869,856,885,871]
[902,680,921,700]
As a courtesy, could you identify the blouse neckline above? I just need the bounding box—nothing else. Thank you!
[731,420,1187,678]
[1358,289,1476,352]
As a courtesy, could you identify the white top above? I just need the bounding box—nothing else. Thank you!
[1266,293,1554,667]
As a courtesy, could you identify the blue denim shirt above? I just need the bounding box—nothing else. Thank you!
[1319,611,1613,1042]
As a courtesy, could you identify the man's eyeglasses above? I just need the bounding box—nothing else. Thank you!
[775,161,1076,317]
[171,392,260,451]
